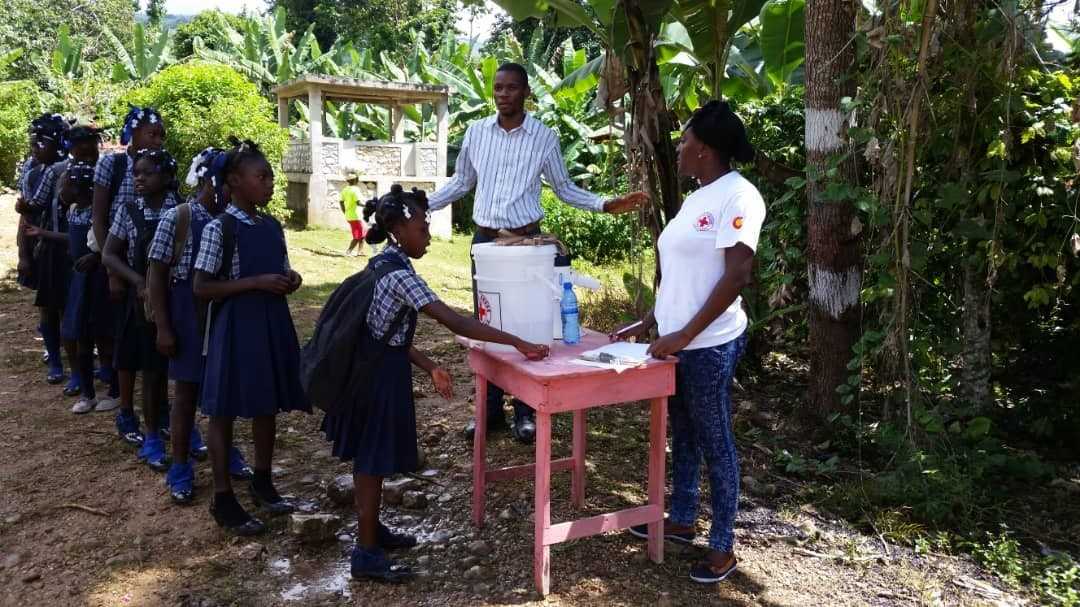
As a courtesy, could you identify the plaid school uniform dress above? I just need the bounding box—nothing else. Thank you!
[321,245,439,476]
[147,199,216,383]
[194,205,309,418]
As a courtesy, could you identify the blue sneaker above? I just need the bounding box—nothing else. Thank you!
[350,546,414,583]
[228,447,253,480]
[159,405,171,440]
[137,433,169,472]
[63,372,81,397]
[46,362,64,385]
[165,461,195,505]
[189,427,209,461]
[115,410,144,446]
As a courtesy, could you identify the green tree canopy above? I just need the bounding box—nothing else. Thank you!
[272,0,457,56]
[0,0,136,82]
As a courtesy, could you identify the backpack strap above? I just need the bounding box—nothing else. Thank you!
[217,213,239,279]
[370,254,415,349]
[172,203,191,268]
[109,153,128,203]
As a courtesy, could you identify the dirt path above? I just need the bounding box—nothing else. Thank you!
[0,194,1022,606]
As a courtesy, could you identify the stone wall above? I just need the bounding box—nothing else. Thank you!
[417,145,438,177]
[356,145,402,176]
[283,141,310,174]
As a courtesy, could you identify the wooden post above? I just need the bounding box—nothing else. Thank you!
[534,411,552,596]
[471,372,488,528]
[571,409,586,509]
[277,96,289,129]
[435,98,449,177]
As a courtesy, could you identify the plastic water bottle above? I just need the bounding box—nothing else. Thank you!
[561,282,580,345]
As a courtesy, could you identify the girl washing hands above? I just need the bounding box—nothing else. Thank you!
[321,185,549,583]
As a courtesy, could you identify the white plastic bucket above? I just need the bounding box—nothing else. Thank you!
[472,243,559,352]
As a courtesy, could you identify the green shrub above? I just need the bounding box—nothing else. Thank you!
[539,189,644,264]
[0,80,45,186]
[119,62,290,219]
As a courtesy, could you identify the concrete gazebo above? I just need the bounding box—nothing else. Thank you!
[273,75,452,239]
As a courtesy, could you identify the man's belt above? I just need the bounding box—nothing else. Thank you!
[475,220,541,239]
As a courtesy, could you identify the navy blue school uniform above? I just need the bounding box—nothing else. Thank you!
[16,158,44,289]
[62,204,112,342]
[30,160,72,310]
[321,245,439,476]
[194,205,309,418]
[108,193,180,372]
[147,199,215,383]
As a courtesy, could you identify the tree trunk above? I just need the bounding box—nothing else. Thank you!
[960,258,992,409]
[804,0,860,416]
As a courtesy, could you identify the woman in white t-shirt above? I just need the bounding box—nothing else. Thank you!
[617,100,765,584]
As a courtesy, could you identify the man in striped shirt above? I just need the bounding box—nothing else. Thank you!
[428,62,647,444]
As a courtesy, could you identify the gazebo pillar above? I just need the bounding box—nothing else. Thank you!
[390,105,405,143]
[277,96,289,129]
[435,98,449,176]
[307,86,325,227]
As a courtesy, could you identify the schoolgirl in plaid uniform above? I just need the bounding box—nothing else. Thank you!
[191,140,306,536]
[320,185,548,583]
[62,159,121,414]
[17,115,71,384]
[92,107,165,248]
[147,147,250,505]
[103,149,180,468]
[32,125,106,399]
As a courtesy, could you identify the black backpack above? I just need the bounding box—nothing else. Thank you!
[300,253,414,415]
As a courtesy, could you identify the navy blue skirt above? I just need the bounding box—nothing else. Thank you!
[62,268,112,341]
[114,292,167,373]
[33,242,70,310]
[167,278,204,384]
[321,342,418,476]
[200,291,310,418]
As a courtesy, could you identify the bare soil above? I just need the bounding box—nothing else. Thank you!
[0,195,1024,606]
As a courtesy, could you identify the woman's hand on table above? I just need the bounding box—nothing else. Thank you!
[515,339,550,361]
[647,330,692,359]
[431,366,453,400]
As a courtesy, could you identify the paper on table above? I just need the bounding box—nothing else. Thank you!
[580,342,651,364]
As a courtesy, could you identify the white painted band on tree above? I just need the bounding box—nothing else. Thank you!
[808,266,861,319]
[805,108,846,153]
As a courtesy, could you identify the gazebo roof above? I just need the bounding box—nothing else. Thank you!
[272,75,449,105]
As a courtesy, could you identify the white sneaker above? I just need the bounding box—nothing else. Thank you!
[72,398,97,414]
[94,397,119,412]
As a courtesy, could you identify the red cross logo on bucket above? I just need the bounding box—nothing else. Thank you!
[695,212,715,231]
[478,293,493,325]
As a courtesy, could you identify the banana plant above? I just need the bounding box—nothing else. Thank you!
[104,23,172,82]
[0,49,23,79]
[51,25,83,78]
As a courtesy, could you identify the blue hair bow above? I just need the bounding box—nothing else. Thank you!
[120,106,162,146]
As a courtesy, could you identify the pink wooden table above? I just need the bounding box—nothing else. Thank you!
[459,330,676,596]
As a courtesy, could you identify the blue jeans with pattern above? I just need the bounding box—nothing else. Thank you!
[669,331,748,553]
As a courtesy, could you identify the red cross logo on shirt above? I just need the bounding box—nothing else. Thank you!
[695,212,715,231]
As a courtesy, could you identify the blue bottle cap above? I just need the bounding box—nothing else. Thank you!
[564,282,572,289]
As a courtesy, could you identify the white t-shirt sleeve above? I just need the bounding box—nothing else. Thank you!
[714,187,766,251]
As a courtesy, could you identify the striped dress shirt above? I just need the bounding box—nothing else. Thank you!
[427,114,604,229]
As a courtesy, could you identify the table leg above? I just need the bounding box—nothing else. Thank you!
[534,411,552,596]
[472,374,488,528]
[647,397,667,564]
[571,409,586,509]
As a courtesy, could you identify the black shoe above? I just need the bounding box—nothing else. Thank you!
[512,414,536,444]
[377,522,417,550]
[463,414,509,441]
[351,546,415,583]
[628,522,697,545]
[210,497,266,536]
[249,482,295,516]
[171,487,194,505]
